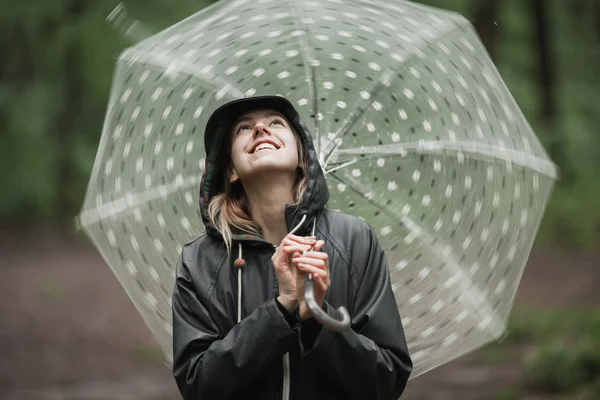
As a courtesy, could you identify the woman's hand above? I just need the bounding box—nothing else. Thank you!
[292,240,330,320]
[272,234,316,313]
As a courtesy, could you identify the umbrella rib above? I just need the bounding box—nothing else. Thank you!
[285,0,320,154]
[330,172,506,337]
[334,141,558,178]
[77,175,202,228]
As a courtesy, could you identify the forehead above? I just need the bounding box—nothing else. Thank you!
[233,108,285,124]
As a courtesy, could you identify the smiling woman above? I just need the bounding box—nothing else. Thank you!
[171,95,412,400]
[207,108,309,254]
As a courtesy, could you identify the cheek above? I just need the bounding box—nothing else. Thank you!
[229,140,245,166]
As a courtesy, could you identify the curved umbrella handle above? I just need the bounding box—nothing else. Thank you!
[304,274,351,332]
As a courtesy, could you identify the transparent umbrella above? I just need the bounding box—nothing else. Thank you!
[78,0,558,378]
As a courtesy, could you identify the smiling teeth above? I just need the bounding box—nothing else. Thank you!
[255,143,276,152]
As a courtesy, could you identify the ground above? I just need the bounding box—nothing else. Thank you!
[1,228,598,400]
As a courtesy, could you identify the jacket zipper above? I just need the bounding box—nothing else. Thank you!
[282,352,291,400]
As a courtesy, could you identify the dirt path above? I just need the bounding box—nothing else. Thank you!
[1,230,598,399]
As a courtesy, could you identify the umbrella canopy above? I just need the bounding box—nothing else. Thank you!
[79,0,557,378]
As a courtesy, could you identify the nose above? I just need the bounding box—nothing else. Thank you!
[253,122,271,138]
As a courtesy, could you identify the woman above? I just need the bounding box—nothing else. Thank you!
[171,95,413,399]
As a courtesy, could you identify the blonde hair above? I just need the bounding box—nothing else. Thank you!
[207,130,309,255]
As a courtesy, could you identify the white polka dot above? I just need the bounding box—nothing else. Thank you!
[149,267,160,282]
[380,226,392,236]
[113,125,123,139]
[185,192,194,205]
[452,211,462,224]
[462,235,472,249]
[429,99,438,111]
[162,106,172,120]
[444,333,458,346]
[181,217,191,231]
[125,260,137,276]
[481,227,490,242]
[395,260,408,270]
[445,185,453,198]
[131,106,141,121]
[431,300,444,313]
[107,229,116,246]
[474,201,482,216]
[409,293,422,304]
[130,235,139,251]
[464,175,472,189]
[175,123,185,136]
[412,170,421,182]
[418,267,431,279]
[493,192,500,207]
[490,253,499,268]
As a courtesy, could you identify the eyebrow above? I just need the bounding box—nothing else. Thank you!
[232,111,286,128]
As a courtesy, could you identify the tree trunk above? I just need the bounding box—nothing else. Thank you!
[472,0,500,60]
[55,0,85,229]
[530,0,569,181]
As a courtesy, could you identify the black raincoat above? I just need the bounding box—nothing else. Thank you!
[171,96,413,400]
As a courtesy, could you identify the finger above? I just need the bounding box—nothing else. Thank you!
[312,240,325,252]
[282,234,317,246]
[295,263,327,278]
[292,257,326,269]
[281,244,312,255]
[284,234,316,245]
[301,251,328,260]
[313,274,329,292]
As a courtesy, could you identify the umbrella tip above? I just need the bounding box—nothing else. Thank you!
[106,3,152,44]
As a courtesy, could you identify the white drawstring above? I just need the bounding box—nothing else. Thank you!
[237,242,243,323]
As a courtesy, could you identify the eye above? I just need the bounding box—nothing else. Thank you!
[270,119,284,127]
[236,124,252,134]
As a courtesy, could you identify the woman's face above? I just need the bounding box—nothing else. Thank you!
[228,108,300,182]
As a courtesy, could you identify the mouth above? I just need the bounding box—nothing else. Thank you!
[250,140,281,153]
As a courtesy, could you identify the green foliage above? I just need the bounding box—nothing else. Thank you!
[522,338,600,394]
[487,308,600,397]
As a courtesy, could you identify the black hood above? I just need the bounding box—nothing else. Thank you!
[199,95,330,241]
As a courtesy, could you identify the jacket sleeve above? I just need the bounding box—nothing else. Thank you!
[298,225,413,399]
[171,250,297,400]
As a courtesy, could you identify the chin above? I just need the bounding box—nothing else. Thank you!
[245,157,298,176]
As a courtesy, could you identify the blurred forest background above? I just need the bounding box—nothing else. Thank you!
[1,0,599,399]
